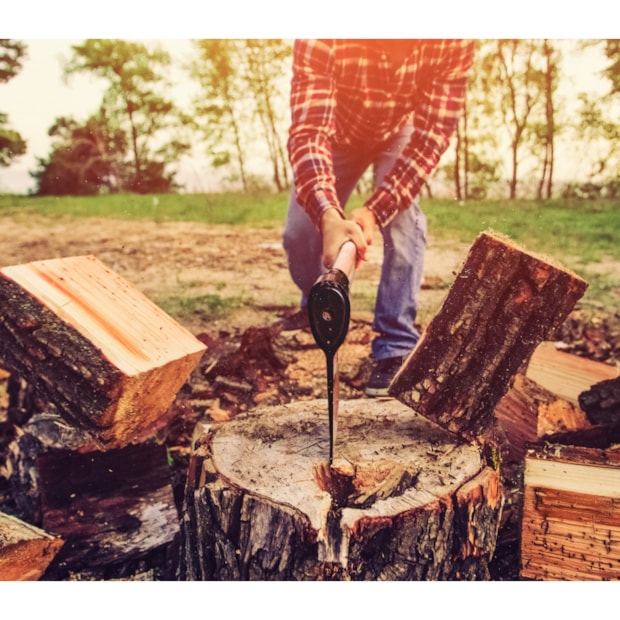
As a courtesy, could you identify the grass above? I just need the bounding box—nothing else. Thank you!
[1,191,618,311]
[0,192,290,227]
[156,293,250,322]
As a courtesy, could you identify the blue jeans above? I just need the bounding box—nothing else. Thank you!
[283,123,427,361]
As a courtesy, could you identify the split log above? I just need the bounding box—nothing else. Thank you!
[521,442,620,580]
[37,443,179,577]
[0,511,63,580]
[526,341,618,405]
[179,398,504,581]
[0,255,206,449]
[390,229,588,441]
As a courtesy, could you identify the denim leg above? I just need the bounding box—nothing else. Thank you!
[372,200,427,359]
[282,189,323,308]
[282,148,371,308]
[371,125,427,360]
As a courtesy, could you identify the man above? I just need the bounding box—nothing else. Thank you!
[281,39,475,396]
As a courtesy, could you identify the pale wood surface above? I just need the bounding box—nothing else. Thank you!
[527,341,618,404]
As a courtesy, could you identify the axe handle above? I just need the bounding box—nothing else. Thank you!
[333,240,357,282]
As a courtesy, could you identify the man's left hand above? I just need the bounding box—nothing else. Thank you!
[350,207,377,246]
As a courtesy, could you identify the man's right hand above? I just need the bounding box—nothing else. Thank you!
[320,208,368,270]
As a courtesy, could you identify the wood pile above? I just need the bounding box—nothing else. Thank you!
[518,347,620,581]
[0,255,206,579]
[1,230,617,581]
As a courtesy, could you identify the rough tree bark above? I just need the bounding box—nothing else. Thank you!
[389,229,588,441]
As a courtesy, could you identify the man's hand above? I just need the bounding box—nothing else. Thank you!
[320,208,368,270]
[349,206,377,245]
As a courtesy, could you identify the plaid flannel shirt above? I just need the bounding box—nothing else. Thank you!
[287,39,475,228]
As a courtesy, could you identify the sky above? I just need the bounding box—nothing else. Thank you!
[1,3,614,194]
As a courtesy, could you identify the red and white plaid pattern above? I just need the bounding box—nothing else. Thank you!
[288,39,475,227]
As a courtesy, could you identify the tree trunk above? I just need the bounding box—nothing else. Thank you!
[0,511,64,580]
[389,229,588,442]
[0,255,206,449]
[179,398,504,581]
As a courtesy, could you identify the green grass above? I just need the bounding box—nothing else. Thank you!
[422,198,620,262]
[0,192,291,227]
[156,293,250,322]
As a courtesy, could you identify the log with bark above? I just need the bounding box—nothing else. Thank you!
[0,511,63,580]
[0,255,206,449]
[389,229,588,442]
[179,398,503,581]
[37,443,179,578]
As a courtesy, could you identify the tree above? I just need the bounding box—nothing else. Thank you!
[64,39,190,193]
[32,113,127,195]
[0,39,27,168]
[190,39,293,193]
[603,39,620,95]
[448,40,501,200]
[190,39,250,192]
[535,39,560,199]
[479,40,547,199]
[241,40,292,192]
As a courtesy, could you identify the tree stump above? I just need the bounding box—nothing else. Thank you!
[179,398,503,581]
[0,255,206,448]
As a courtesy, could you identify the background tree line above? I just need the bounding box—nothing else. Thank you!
[1,39,618,199]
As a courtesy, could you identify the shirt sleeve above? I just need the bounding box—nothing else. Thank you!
[365,40,476,227]
[287,39,343,228]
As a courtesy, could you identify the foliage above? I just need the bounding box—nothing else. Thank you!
[62,39,191,194]
[31,113,127,195]
[0,39,27,167]
[190,39,292,192]
[603,39,620,95]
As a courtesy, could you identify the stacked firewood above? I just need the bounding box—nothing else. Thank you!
[0,255,206,580]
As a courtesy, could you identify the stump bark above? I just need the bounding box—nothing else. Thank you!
[179,398,503,581]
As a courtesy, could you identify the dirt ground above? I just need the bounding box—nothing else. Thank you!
[0,214,472,332]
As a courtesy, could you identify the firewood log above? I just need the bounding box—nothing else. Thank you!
[0,511,63,580]
[390,229,588,441]
[0,255,206,449]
